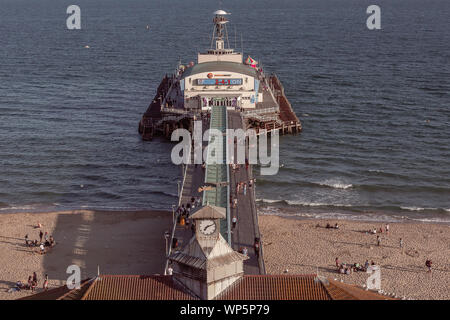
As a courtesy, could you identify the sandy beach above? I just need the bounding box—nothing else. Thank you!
[259,215,450,300]
[2,210,449,300]
[0,210,172,300]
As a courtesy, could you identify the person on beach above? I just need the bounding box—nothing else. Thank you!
[334,223,339,229]
[364,260,369,271]
[399,238,403,249]
[43,274,48,291]
[40,243,45,254]
[27,276,33,290]
[50,235,55,247]
[335,257,340,268]
[425,259,432,273]
[33,272,38,286]
[39,230,43,242]
[376,235,381,246]
[25,234,29,246]
[385,224,390,234]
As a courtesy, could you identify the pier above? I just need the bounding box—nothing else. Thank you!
[142,8,300,278]
[166,106,266,276]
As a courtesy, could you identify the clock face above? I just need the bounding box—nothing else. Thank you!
[199,219,216,235]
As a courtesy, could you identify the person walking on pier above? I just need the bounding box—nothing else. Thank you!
[243,183,247,196]
[232,216,237,229]
[254,238,260,258]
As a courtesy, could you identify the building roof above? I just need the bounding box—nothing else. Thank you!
[190,205,226,220]
[18,279,94,300]
[19,274,394,300]
[84,275,195,300]
[182,61,257,79]
[170,251,248,270]
[217,275,394,300]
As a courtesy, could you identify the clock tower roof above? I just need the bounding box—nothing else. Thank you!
[190,205,226,220]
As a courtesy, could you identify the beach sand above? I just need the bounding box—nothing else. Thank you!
[2,210,449,300]
[259,215,450,300]
[0,210,172,300]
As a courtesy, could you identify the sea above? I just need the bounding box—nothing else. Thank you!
[0,0,449,224]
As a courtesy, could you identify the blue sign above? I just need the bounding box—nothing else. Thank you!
[197,78,243,86]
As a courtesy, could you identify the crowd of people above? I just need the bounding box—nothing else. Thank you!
[333,223,434,275]
[24,226,56,255]
[335,257,375,275]
[8,273,49,293]
[175,197,202,237]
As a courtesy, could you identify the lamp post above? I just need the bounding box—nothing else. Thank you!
[164,230,170,257]
[172,204,176,225]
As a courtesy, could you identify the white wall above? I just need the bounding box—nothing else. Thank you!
[183,71,258,109]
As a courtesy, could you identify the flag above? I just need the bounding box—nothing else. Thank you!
[245,56,258,66]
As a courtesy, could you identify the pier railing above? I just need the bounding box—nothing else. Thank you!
[243,106,279,117]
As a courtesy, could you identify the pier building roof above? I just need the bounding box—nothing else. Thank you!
[20,274,394,300]
[182,61,258,79]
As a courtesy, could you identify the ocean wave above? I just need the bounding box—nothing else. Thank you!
[400,206,450,214]
[400,206,433,211]
[256,198,353,208]
[318,180,353,190]
[256,178,353,190]
[0,204,48,212]
[258,206,450,224]
[257,199,450,215]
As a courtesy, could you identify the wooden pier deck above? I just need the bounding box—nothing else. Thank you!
[228,110,266,275]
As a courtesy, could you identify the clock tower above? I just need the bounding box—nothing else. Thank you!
[169,205,248,300]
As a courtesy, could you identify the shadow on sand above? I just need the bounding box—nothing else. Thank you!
[42,210,172,286]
